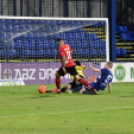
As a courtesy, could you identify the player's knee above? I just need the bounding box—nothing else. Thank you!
[67,84,71,90]
[75,75,80,81]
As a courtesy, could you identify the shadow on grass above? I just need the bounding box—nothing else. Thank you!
[119,96,134,98]
[30,95,56,98]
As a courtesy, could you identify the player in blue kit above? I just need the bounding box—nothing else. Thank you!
[69,62,113,95]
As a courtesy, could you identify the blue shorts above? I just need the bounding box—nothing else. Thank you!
[82,87,93,95]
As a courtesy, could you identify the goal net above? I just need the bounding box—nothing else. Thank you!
[0,17,109,85]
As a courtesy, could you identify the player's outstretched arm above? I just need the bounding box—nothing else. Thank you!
[108,83,112,93]
[89,63,100,73]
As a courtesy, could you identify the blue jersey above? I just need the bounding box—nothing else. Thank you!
[89,68,113,91]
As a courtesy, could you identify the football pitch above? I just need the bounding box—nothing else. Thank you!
[0,83,134,134]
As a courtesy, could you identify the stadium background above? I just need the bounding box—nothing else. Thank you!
[0,0,134,85]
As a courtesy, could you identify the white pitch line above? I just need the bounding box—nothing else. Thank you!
[0,107,134,118]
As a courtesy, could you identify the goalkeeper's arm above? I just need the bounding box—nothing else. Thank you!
[89,63,100,73]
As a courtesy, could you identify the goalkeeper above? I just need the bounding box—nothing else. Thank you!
[50,61,87,93]
[68,62,113,95]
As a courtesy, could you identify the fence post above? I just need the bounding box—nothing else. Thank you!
[109,0,116,61]
[13,0,17,16]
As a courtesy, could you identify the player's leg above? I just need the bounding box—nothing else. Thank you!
[61,84,71,92]
[66,66,90,89]
[79,87,95,95]
[55,67,65,93]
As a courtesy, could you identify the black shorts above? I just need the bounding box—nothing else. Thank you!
[69,75,84,89]
[57,65,78,76]
[69,81,83,89]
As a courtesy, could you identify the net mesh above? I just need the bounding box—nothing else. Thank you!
[0,18,108,85]
[0,18,107,62]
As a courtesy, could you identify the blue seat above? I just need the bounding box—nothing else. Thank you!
[77,49,82,56]
[76,27,82,32]
[77,33,84,39]
[7,32,13,40]
[51,49,58,57]
[8,40,14,48]
[12,25,19,32]
[56,20,62,25]
[44,50,50,57]
[5,19,12,25]
[8,50,16,57]
[45,25,51,32]
[90,49,96,57]
[37,20,44,25]
[32,25,39,32]
[28,40,35,50]
[84,32,90,38]
[118,26,124,33]
[63,25,69,29]
[81,40,88,49]
[29,50,36,57]
[62,20,68,25]
[0,25,6,31]
[39,32,46,39]
[52,33,59,39]
[23,50,30,57]
[123,26,128,33]
[14,43,21,50]
[83,49,89,56]
[120,48,126,56]
[120,33,126,40]
[0,19,4,24]
[11,19,18,25]
[51,25,57,32]
[0,50,6,57]
[6,25,12,32]
[38,50,44,57]
[0,32,6,39]
[31,20,37,24]
[57,25,63,31]
[80,21,86,26]
[26,32,33,39]
[74,21,80,26]
[25,25,32,31]
[36,40,43,50]
[59,33,65,39]
[116,49,120,56]
[19,25,26,32]
[18,19,25,24]
[90,33,97,39]
[20,33,26,38]
[50,20,56,25]
[68,21,74,25]
[33,32,39,39]
[64,40,68,44]
[24,20,31,24]
[44,20,50,25]
[116,25,120,34]
[71,33,77,39]
[70,44,76,49]
[65,33,72,39]
[38,25,45,32]
[102,49,106,57]
[76,43,81,49]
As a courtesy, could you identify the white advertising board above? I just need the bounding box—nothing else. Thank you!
[101,63,134,83]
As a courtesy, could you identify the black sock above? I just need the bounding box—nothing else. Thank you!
[46,91,52,93]
[61,86,68,92]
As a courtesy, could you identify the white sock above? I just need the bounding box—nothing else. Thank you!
[57,89,61,92]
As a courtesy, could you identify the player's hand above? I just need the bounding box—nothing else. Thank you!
[63,67,67,74]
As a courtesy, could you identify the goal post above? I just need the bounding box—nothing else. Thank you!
[0,16,109,85]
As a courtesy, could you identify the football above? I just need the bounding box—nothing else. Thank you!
[38,85,46,94]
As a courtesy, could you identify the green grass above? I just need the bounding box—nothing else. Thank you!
[0,83,134,134]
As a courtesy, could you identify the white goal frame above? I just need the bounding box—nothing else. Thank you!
[0,16,109,62]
